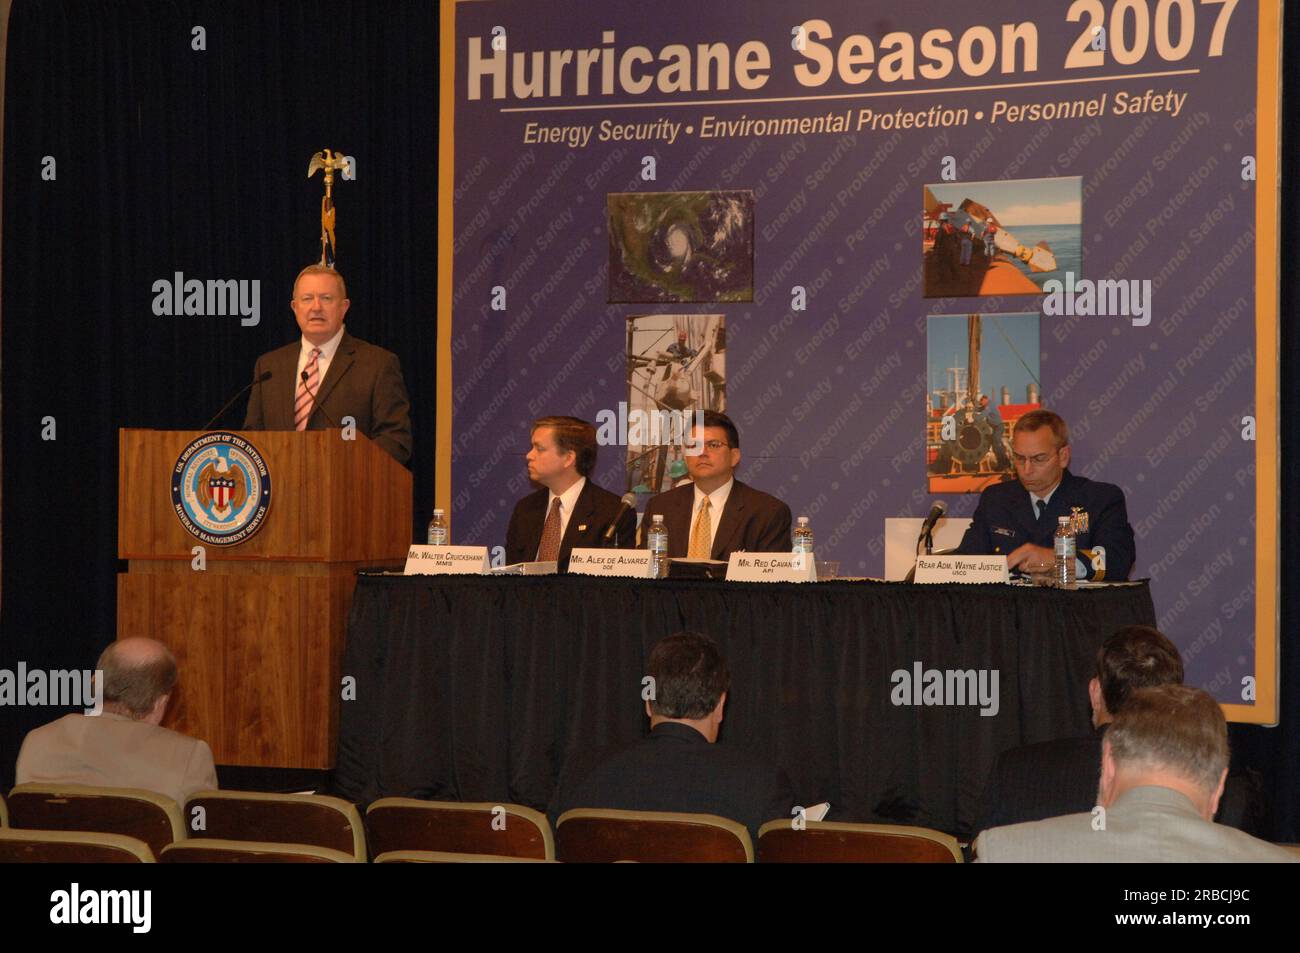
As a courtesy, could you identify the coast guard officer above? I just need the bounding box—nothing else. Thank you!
[953,409,1135,580]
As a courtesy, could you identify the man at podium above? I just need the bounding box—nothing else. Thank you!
[243,264,412,465]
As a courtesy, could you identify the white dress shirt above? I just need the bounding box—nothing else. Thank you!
[536,476,586,560]
[690,478,734,557]
[295,326,346,402]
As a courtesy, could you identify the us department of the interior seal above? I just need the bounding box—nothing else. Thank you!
[171,431,272,545]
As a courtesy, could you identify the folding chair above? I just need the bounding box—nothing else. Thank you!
[556,808,752,863]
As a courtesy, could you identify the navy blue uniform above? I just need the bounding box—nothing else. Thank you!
[953,469,1135,581]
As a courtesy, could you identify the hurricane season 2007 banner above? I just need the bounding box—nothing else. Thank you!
[439,0,1279,720]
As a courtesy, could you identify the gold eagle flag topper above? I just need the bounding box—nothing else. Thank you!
[308,149,350,266]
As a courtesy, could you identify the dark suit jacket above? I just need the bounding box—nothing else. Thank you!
[953,468,1135,580]
[242,331,412,465]
[640,479,792,560]
[975,729,1105,836]
[549,721,795,843]
[504,480,636,571]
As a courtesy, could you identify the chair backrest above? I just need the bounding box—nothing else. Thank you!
[159,839,357,863]
[556,809,753,863]
[366,798,554,860]
[0,827,155,863]
[757,820,963,863]
[373,850,553,863]
[7,784,184,857]
[185,791,366,861]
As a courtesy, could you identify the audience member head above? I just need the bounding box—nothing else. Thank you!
[686,410,741,493]
[96,638,179,725]
[1099,684,1229,821]
[644,632,730,742]
[1089,625,1184,728]
[527,415,596,490]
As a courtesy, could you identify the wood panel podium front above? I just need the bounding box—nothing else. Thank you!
[117,429,413,768]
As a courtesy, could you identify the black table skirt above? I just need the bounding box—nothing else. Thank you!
[333,575,1156,835]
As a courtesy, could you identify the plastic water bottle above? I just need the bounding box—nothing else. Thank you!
[792,516,814,555]
[427,508,449,546]
[647,514,669,579]
[1054,516,1076,589]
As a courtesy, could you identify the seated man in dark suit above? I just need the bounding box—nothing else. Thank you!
[953,409,1134,580]
[975,625,1260,841]
[975,625,1182,835]
[243,264,412,465]
[975,686,1296,862]
[16,638,218,806]
[550,632,795,842]
[641,411,791,560]
[504,415,635,571]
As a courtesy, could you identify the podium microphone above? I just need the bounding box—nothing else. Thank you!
[916,501,947,556]
[203,370,271,430]
[602,493,638,544]
[300,369,343,429]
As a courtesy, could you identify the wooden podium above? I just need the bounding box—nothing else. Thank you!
[117,429,413,768]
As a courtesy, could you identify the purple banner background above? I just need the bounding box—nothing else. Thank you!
[449,0,1262,705]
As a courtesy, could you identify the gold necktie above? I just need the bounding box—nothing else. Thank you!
[688,497,712,559]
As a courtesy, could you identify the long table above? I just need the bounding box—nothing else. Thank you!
[333,574,1156,835]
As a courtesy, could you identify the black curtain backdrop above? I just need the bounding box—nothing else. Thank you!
[0,0,436,784]
[0,1,1297,842]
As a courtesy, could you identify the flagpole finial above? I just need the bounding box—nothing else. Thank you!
[307,149,350,266]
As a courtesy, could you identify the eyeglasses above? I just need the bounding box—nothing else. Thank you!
[701,440,730,451]
[1012,450,1060,468]
[296,293,336,305]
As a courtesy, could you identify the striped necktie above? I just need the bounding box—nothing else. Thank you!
[294,347,322,431]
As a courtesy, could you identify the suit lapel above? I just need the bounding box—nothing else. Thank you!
[710,481,746,560]
[1006,483,1039,542]
[272,344,301,429]
[311,333,356,423]
[668,485,694,555]
[520,489,547,558]
[560,482,598,554]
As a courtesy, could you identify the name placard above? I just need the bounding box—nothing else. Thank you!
[726,552,816,583]
[912,554,1009,584]
[403,545,490,575]
[567,548,653,578]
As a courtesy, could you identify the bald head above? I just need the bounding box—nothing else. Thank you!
[96,638,178,723]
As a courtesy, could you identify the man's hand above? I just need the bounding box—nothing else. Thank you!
[1007,543,1055,573]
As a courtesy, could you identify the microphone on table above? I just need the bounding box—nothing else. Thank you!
[202,370,272,430]
[602,493,638,544]
[300,368,342,429]
[916,501,948,556]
